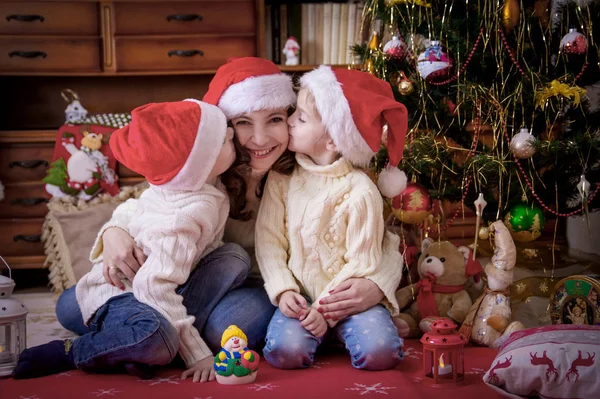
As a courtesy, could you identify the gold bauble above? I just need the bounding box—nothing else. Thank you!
[502,0,520,33]
[478,226,490,240]
[368,31,381,51]
[398,79,414,95]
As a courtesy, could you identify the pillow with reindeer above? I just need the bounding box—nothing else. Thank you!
[484,324,600,398]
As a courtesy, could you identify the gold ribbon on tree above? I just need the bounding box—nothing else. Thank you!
[386,0,432,8]
[535,80,587,110]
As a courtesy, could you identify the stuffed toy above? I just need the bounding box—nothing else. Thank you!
[214,325,260,385]
[459,221,525,348]
[393,238,483,337]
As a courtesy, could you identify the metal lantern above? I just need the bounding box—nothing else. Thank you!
[0,256,28,377]
[420,318,467,386]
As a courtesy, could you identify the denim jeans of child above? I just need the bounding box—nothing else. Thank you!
[263,304,404,370]
[56,243,275,353]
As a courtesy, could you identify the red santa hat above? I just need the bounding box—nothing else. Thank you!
[299,66,409,198]
[203,57,296,120]
[110,99,227,191]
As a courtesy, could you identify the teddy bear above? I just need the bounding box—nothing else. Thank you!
[459,220,525,348]
[393,238,483,337]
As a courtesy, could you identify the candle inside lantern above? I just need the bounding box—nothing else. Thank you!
[432,353,453,376]
[0,345,12,363]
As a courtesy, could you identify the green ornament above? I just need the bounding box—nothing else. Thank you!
[504,203,545,242]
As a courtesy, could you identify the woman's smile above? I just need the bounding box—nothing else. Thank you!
[248,144,280,159]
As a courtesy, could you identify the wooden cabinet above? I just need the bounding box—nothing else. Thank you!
[0,0,262,270]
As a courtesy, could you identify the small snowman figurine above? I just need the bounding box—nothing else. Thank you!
[213,325,260,385]
[283,36,300,66]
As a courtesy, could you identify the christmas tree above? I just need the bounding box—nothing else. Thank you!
[354,0,599,239]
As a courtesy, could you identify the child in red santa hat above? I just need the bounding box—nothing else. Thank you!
[14,99,243,383]
[256,66,408,370]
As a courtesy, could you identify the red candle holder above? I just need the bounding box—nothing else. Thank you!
[420,318,467,387]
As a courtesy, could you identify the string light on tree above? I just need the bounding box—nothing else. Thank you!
[510,127,537,159]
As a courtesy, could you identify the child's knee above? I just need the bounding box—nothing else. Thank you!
[349,336,404,371]
[263,328,317,369]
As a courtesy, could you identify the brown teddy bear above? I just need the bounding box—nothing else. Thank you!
[393,238,483,337]
[459,221,525,348]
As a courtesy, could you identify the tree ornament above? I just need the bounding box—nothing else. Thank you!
[502,0,520,33]
[478,226,490,240]
[503,203,545,242]
[383,35,408,60]
[417,41,453,82]
[392,71,414,95]
[473,193,488,259]
[391,182,432,224]
[368,31,380,51]
[365,58,376,75]
[509,127,536,159]
[560,28,588,55]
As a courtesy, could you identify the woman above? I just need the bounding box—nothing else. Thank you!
[56,57,402,353]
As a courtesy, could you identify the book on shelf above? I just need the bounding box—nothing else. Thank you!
[265,1,366,67]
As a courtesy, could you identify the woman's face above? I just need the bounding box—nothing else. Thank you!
[231,108,289,173]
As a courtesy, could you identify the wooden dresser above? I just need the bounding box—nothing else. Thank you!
[0,0,264,270]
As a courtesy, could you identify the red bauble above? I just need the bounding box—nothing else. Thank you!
[384,35,408,60]
[560,28,588,55]
[391,183,432,224]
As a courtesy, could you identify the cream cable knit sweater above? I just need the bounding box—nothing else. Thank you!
[255,154,402,314]
[79,183,229,367]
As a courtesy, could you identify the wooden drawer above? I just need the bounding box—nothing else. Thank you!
[0,38,101,72]
[115,36,256,71]
[0,183,50,218]
[114,1,255,36]
[0,2,98,36]
[0,219,45,256]
[0,144,54,183]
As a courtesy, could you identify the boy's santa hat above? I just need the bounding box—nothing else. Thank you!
[299,66,409,198]
[110,99,227,192]
[203,57,296,120]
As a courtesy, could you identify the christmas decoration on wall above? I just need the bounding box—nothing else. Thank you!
[282,36,300,66]
[502,0,520,33]
[417,41,453,82]
[509,127,537,159]
[504,202,545,242]
[384,35,408,60]
[560,28,588,55]
[391,182,432,224]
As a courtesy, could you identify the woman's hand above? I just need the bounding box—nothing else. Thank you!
[101,227,146,289]
[181,356,216,383]
[318,278,384,321]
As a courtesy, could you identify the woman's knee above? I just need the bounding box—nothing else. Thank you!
[56,286,88,335]
[132,312,180,366]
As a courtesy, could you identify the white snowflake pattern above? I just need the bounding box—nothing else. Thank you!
[515,282,526,294]
[345,383,396,395]
[539,280,549,293]
[20,396,40,399]
[285,328,293,335]
[465,367,486,375]
[368,318,376,323]
[355,343,361,352]
[277,318,284,323]
[56,371,74,377]
[362,329,370,334]
[248,383,278,391]
[311,361,331,369]
[377,338,386,347]
[91,389,121,397]
[140,375,180,386]
[403,347,421,359]
[193,397,212,399]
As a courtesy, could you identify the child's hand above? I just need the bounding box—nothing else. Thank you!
[181,356,215,383]
[278,291,308,319]
[301,307,328,338]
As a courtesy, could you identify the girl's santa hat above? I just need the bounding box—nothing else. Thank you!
[203,57,296,120]
[299,66,409,198]
[110,99,227,192]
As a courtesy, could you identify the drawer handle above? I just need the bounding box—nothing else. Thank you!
[9,160,49,169]
[13,235,42,243]
[12,198,49,206]
[9,51,47,59]
[168,49,204,57]
[6,14,45,23]
[166,14,203,22]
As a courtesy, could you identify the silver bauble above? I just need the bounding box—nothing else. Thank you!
[510,128,537,159]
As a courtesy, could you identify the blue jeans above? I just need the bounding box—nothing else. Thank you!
[264,304,404,370]
[72,293,179,371]
[56,243,274,353]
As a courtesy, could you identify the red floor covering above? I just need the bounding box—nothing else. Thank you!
[0,339,504,399]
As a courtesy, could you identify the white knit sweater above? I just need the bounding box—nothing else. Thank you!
[79,183,229,367]
[255,154,402,314]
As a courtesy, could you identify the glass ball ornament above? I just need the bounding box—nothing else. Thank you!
[560,28,588,55]
[383,35,408,61]
[417,41,453,82]
[478,226,490,240]
[503,203,545,242]
[391,183,432,224]
[391,71,414,95]
[509,128,537,159]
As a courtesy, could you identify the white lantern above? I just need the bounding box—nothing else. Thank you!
[0,256,28,377]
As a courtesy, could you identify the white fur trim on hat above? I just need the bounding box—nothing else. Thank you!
[300,66,375,167]
[160,99,227,191]
[218,73,296,119]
